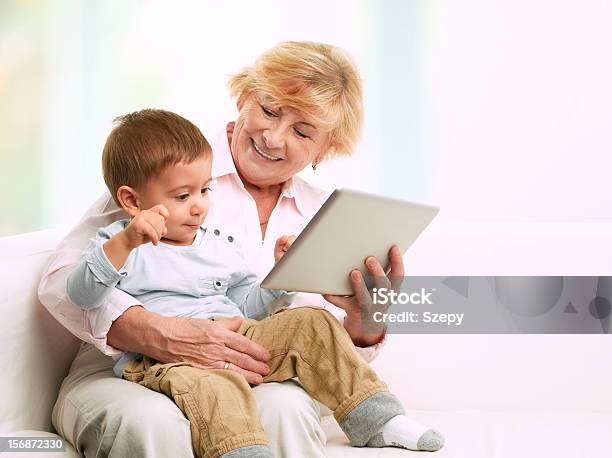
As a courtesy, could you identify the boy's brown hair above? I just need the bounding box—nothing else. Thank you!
[102,109,211,206]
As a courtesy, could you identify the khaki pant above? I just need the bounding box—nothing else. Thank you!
[52,342,327,458]
[123,307,388,458]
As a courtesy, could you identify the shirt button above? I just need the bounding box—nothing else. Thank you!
[214,229,220,236]
[228,236,234,242]
[155,369,163,377]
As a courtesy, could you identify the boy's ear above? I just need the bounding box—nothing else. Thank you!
[116,186,141,217]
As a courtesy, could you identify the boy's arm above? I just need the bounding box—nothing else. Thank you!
[227,271,288,320]
[101,231,135,270]
[102,203,169,269]
[66,205,169,309]
[66,222,130,310]
[225,235,292,320]
[38,192,143,356]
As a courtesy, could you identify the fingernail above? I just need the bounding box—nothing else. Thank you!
[366,257,376,267]
[351,270,360,280]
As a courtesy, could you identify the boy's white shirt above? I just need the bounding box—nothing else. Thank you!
[38,127,386,362]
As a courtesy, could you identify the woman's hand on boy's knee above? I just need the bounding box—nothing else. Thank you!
[168,316,271,385]
[108,308,270,385]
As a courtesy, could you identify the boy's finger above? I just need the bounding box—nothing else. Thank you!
[143,222,159,245]
[145,213,166,239]
[152,217,165,238]
[284,235,297,250]
[150,204,170,220]
[274,236,287,251]
[156,213,168,230]
[147,210,167,227]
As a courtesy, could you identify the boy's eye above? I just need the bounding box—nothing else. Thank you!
[176,194,189,201]
[201,187,211,195]
[261,105,278,118]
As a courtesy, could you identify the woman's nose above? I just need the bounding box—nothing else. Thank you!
[263,126,286,149]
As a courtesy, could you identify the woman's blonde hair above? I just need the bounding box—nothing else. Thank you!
[229,41,363,158]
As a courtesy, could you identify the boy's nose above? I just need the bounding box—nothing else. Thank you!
[191,198,207,216]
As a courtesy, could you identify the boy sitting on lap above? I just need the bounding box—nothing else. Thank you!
[67,109,444,458]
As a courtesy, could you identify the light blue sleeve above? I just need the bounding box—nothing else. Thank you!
[223,236,288,320]
[226,270,288,320]
[66,221,129,310]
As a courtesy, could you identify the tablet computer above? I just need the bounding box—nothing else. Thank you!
[261,188,439,295]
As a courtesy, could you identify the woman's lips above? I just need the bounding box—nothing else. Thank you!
[251,138,282,161]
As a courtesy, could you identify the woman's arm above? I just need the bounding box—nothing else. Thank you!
[107,306,271,384]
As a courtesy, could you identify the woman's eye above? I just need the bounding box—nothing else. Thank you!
[261,105,277,118]
[294,128,308,139]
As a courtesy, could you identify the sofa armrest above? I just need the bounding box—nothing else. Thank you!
[0,227,80,434]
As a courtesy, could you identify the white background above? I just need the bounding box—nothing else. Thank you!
[1,0,611,236]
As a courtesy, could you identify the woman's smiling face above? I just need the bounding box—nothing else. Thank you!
[230,94,331,187]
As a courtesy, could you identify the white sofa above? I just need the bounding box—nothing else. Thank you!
[2,221,612,458]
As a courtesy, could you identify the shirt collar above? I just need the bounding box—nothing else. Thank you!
[280,175,306,216]
[210,126,238,179]
[210,125,306,216]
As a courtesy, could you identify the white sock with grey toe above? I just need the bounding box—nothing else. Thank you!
[366,415,445,451]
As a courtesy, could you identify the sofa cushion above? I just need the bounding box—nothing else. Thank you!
[0,228,80,434]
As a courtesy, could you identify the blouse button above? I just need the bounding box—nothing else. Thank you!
[228,236,234,243]
[214,281,222,289]
[214,229,220,236]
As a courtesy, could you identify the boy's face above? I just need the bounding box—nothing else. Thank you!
[137,154,212,245]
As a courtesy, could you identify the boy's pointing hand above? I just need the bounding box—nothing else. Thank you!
[126,204,169,248]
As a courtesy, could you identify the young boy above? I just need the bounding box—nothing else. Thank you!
[67,109,444,458]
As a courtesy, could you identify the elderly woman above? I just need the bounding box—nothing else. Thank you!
[39,41,408,457]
